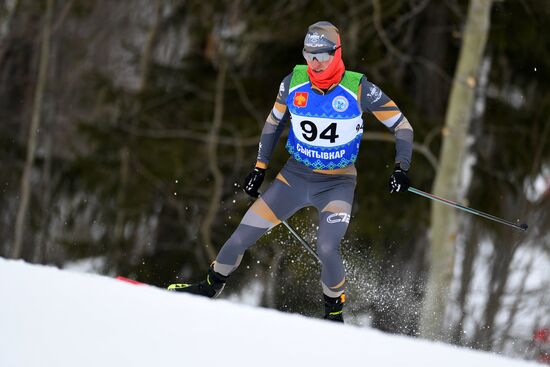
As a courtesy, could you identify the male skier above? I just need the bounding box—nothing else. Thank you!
[168,21,413,323]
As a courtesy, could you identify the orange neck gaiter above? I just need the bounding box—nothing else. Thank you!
[306,38,345,89]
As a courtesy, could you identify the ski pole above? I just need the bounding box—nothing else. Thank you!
[407,187,528,232]
[281,220,321,263]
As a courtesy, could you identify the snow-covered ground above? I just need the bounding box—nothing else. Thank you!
[0,258,539,367]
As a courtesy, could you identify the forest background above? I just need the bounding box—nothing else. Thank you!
[1,0,549,363]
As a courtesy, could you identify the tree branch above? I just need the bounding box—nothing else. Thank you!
[117,125,439,171]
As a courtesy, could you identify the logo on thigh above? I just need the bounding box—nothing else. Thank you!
[327,212,351,224]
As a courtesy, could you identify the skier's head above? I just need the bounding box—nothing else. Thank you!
[303,21,341,73]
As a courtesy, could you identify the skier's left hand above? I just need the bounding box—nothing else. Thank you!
[389,165,410,193]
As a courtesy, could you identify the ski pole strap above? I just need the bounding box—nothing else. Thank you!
[407,187,528,232]
[281,220,322,263]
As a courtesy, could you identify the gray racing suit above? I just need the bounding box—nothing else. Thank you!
[213,66,413,298]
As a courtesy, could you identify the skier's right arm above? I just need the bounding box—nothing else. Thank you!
[243,74,291,197]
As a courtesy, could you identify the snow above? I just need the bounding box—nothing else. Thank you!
[0,258,539,367]
[525,164,550,202]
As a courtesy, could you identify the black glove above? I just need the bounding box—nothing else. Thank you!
[389,165,410,193]
[243,167,265,198]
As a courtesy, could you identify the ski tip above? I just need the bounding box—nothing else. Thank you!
[116,276,145,285]
[167,283,191,291]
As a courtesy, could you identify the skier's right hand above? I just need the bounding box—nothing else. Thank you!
[243,167,265,198]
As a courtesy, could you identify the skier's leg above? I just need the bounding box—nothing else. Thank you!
[312,177,356,321]
[169,168,307,296]
[317,199,352,296]
[214,169,306,276]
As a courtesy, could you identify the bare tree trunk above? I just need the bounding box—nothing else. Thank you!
[33,132,52,263]
[473,236,517,350]
[262,247,284,309]
[199,57,227,263]
[0,0,21,63]
[495,252,535,352]
[413,0,450,120]
[31,0,74,265]
[451,229,478,344]
[474,120,547,350]
[114,147,130,242]
[11,0,54,259]
[419,0,493,340]
[114,0,162,245]
[138,0,162,92]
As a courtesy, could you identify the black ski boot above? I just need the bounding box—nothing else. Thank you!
[167,267,227,298]
[323,293,345,323]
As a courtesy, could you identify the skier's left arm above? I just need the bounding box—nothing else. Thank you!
[359,77,413,192]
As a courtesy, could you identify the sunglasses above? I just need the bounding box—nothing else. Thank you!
[302,46,340,62]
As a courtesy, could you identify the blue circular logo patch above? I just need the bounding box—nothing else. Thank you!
[332,96,349,112]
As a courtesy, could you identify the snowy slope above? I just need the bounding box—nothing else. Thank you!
[0,258,538,367]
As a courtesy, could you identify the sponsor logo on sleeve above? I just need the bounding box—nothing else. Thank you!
[367,85,382,103]
[279,82,285,96]
[257,142,263,160]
